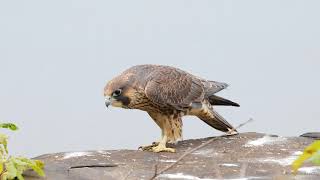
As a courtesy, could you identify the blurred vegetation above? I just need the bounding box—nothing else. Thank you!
[292,140,320,174]
[0,123,45,180]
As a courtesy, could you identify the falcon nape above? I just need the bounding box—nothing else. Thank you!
[104,64,239,153]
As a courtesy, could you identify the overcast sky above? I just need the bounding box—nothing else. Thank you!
[1,0,319,157]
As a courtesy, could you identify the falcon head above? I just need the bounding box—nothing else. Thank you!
[104,75,133,109]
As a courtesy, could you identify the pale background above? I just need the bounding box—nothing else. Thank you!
[0,0,319,157]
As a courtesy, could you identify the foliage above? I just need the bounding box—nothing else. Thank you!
[292,140,320,174]
[0,123,45,180]
[0,124,18,131]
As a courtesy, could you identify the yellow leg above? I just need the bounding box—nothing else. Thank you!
[151,135,176,153]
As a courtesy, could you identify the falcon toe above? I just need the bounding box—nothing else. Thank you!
[151,144,176,153]
[138,142,159,151]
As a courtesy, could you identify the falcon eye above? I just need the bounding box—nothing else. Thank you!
[113,89,122,97]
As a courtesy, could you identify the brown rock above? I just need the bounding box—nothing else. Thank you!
[24,132,320,180]
[300,132,320,140]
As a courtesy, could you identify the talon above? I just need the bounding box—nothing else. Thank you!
[138,142,159,151]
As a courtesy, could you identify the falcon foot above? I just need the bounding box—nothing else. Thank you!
[151,144,176,153]
[138,142,159,151]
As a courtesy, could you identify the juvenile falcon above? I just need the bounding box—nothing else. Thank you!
[104,65,239,153]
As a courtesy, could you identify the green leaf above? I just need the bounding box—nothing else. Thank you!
[0,122,45,179]
[35,160,45,170]
[0,162,3,174]
[0,123,18,131]
[311,150,320,165]
[13,157,45,177]
[11,157,28,180]
[292,140,320,174]
[3,160,19,180]
[16,173,25,180]
[0,133,9,154]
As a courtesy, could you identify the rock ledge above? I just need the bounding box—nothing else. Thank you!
[25,132,320,180]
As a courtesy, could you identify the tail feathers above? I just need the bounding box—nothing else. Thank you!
[200,109,237,134]
[208,95,240,107]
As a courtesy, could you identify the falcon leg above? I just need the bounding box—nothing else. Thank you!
[151,135,176,153]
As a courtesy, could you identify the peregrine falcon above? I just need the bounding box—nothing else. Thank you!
[104,65,239,153]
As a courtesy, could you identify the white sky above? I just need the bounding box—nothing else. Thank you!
[0,0,319,157]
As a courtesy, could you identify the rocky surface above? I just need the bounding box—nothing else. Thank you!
[24,132,320,180]
[300,132,320,140]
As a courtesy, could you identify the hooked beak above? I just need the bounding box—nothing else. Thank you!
[105,96,112,108]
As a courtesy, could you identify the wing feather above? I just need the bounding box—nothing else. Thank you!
[145,67,205,110]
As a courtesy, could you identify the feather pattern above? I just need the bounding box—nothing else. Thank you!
[104,64,239,144]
